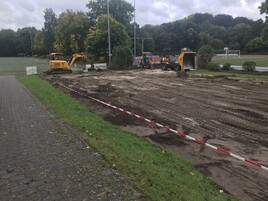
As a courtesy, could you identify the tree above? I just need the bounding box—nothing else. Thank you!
[33,31,46,55]
[43,8,58,53]
[259,0,268,41]
[54,10,90,54]
[111,46,133,69]
[229,23,251,50]
[184,28,199,50]
[0,29,17,56]
[86,0,134,29]
[196,45,214,69]
[246,37,267,52]
[192,13,214,25]
[16,27,37,56]
[259,0,268,16]
[85,15,131,60]
[214,14,234,28]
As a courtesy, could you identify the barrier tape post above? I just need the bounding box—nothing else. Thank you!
[56,82,268,172]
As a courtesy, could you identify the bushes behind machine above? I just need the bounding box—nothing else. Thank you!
[242,61,256,71]
[207,62,221,71]
[111,46,133,69]
[196,45,214,69]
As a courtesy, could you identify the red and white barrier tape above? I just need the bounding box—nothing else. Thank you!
[57,82,268,171]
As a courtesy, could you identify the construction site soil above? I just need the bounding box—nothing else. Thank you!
[46,69,268,201]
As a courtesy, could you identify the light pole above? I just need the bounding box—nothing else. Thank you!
[107,0,112,68]
[133,0,137,64]
[136,37,152,54]
[29,31,33,56]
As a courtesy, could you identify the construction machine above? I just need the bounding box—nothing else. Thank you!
[161,55,180,71]
[47,53,92,74]
[140,52,153,68]
[161,51,196,77]
[161,52,196,71]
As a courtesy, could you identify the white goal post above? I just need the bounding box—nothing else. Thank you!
[215,48,240,58]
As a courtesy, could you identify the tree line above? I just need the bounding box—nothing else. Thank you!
[0,0,267,59]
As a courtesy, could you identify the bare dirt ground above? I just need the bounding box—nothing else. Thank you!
[46,69,268,201]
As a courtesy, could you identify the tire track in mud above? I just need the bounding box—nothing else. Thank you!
[139,79,268,138]
[129,87,267,143]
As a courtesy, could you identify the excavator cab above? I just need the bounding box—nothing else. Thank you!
[48,53,71,74]
[161,55,179,71]
[140,52,153,68]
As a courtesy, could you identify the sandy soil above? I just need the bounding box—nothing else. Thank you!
[46,69,268,201]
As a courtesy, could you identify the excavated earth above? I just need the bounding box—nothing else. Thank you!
[45,69,268,201]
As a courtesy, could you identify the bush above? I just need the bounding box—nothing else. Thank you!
[196,45,214,69]
[207,62,221,71]
[222,63,232,71]
[242,61,256,71]
[111,46,133,69]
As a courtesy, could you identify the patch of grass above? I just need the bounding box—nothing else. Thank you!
[0,57,49,75]
[190,69,268,81]
[212,55,268,66]
[18,75,240,201]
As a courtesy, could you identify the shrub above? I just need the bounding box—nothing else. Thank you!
[222,63,232,71]
[242,61,256,71]
[207,62,221,71]
[196,45,214,69]
[111,46,133,69]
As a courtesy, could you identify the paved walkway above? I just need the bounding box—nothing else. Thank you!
[0,75,145,200]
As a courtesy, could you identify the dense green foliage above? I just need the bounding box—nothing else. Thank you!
[207,62,221,71]
[111,46,133,69]
[0,1,268,58]
[17,75,240,201]
[222,63,232,71]
[137,14,266,54]
[242,61,257,71]
[43,8,58,54]
[197,45,214,69]
[86,0,134,29]
[54,10,89,54]
[85,15,131,60]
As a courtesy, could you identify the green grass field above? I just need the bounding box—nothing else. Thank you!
[0,57,49,75]
[17,75,239,201]
[189,69,268,81]
[212,55,268,66]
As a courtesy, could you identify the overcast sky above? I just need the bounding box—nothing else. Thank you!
[0,0,265,31]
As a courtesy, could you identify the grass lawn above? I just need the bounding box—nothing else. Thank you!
[0,57,49,75]
[17,75,240,201]
[212,55,268,66]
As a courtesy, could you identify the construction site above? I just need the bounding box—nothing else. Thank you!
[45,68,268,201]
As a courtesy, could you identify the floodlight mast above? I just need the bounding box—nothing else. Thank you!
[136,37,153,54]
[107,0,112,68]
[133,0,137,64]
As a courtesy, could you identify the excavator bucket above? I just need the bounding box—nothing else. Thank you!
[178,52,196,70]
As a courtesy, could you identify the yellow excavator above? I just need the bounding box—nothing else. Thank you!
[47,53,92,74]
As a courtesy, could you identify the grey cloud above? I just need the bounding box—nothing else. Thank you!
[0,0,265,30]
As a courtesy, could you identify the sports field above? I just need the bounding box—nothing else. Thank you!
[212,55,268,66]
